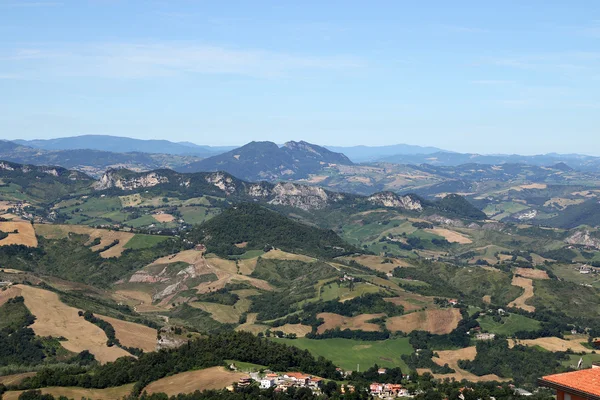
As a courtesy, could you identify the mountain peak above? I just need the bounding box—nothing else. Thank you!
[178,140,352,180]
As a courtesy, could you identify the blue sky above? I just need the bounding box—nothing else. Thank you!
[1,1,599,154]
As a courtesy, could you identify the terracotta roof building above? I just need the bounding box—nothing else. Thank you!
[539,366,600,400]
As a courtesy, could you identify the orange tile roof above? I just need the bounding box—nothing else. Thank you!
[285,372,310,380]
[540,369,600,398]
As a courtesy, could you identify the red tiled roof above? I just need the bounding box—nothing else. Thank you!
[285,372,310,380]
[540,369,600,398]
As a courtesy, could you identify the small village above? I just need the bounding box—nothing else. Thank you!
[229,366,412,398]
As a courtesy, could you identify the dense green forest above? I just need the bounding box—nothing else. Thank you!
[188,203,359,258]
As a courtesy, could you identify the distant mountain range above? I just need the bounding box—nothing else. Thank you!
[379,152,600,171]
[14,135,236,157]
[326,144,447,162]
[0,140,202,177]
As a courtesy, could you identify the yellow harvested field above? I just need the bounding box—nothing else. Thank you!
[144,367,248,396]
[419,346,507,382]
[510,335,592,353]
[3,384,135,400]
[17,285,132,363]
[509,276,535,312]
[0,286,22,306]
[278,324,313,337]
[514,267,549,280]
[317,313,384,334]
[482,295,492,304]
[34,224,134,258]
[237,258,258,275]
[0,372,36,386]
[205,256,238,274]
[112,289,159,312]
[426,228,472,244]
[386,308,462,335]
[261,249,315,262]
[97,314,157,353]
[153,213,175,223]
[338,255,409,273]
[0,221,37,247]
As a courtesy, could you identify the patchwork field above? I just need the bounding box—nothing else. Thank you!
[97,314,157,352]
[274,337,413,371]
[34,224,134,258]
[317,312,384,334]
[277,323,313,337]
[144,367,247,396]
[17,285,132,363]
[509,276,535,312]
[422,346,507,382]
[2,384,135,400]
[0,221,37,247]
[386,308,462,335]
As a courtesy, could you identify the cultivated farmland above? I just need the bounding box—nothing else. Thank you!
[386,308,462,335]
[143,367,247,396]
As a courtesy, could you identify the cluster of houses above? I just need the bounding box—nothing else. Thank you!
[369,383,410,398]
[232,368,412,398]
[251,372,323,392]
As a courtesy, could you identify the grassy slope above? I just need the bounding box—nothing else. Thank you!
[274,337,413,371]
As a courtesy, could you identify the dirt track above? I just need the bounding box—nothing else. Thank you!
[509,276,535,312]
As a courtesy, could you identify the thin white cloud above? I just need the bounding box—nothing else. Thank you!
[0,42,364,79]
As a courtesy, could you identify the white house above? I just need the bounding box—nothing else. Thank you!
[260,379,275,389]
